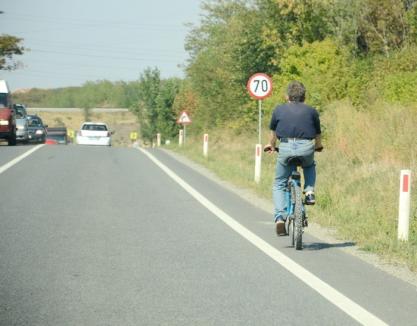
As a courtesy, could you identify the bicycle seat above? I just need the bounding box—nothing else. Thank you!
[285,156,304,166]
[291,170,301,180]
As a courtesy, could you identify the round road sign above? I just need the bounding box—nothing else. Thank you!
[247,73,273,100]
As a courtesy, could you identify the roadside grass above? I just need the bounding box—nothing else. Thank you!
[27,110,139,147]
[167,101,417,271]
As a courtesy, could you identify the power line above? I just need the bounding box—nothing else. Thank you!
[2,11,189,31]
[29,48,183,63]
[17,58,157,72]
[26,38,186,56]
[26,42,185,59]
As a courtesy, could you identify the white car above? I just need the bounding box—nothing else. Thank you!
[76,122,112,146]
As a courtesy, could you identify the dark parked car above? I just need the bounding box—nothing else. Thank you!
[45,127,68,145]
[27,115,47,143]
[13,103,27,118]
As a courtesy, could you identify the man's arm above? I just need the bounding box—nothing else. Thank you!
[315,134,323,151]
[313,109,323,151]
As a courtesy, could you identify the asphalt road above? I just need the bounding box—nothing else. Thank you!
[1,145,416,325]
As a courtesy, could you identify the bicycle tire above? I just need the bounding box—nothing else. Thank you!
[288,217,294,247]
[293,183,303,250]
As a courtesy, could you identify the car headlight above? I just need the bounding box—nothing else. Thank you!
[0,120,9,126]
[35,129,44,135]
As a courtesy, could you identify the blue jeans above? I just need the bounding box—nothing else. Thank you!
[273,139,316,220]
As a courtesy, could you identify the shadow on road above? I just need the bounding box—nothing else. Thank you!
[302,241,356,251]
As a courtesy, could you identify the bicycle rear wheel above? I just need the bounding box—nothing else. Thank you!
[293,183,303,250]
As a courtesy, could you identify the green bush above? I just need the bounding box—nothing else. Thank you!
[382,71,417,104]
[370,46,417,105]
[270,39,354,110]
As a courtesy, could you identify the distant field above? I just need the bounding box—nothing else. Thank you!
[27,109,140,147]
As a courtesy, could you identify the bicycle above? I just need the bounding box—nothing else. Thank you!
[284,156,307,250]
[265,145,322,250]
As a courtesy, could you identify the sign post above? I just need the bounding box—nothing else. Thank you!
[247,73,273,183]
[177,111,192,146]
[130,131,138,147]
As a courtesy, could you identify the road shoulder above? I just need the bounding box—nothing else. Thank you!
[160,147,417,288]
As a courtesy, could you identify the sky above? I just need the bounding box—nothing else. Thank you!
[0,0,202,91]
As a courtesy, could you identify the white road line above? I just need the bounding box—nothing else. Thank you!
[0,145,44,175]
[138,148,388,326]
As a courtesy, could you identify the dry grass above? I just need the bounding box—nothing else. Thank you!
[169,102,417,270]
[315,101,417,268]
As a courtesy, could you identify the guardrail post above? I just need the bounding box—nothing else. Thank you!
[254,144,262,183]
[398,170,412,241]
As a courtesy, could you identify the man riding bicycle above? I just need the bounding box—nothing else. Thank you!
[264,81,323,236]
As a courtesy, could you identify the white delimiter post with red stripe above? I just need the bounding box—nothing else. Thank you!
[398,170,412,241]
[203,134,209,158]
[254,144,262,183]
[179,129,184,146]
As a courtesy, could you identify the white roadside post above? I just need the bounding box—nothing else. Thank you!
[177,111,192,147]
[247,73,273,183]
[179,129,184,146]
[398,170,412,241]
[203,133,209,158]
[156,133,161,147]
[254,144,262,183]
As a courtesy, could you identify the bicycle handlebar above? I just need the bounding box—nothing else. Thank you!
[263,145,324,153]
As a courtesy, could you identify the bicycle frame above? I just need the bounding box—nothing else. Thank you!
[285,172,305,218]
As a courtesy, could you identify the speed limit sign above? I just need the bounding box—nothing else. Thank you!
[247,73,273,181]
[247,73,273,100]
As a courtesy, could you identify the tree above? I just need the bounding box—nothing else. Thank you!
[255,0,333,48]
[185,0,268,130]
[136,68,161,142]
[0,34,25,70]
[359,0,409,56]
[155,78,181,141]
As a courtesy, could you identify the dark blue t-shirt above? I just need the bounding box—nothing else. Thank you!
[269,102,321,139]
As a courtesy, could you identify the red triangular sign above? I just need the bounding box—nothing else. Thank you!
[177,111,192,124]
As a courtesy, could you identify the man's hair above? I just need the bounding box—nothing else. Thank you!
[287,81,306,102]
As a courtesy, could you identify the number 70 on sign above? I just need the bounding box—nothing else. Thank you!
[246,73,273,100]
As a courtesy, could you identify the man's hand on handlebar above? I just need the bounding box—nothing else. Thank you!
[263,144,278,153]
[315,146,324,152]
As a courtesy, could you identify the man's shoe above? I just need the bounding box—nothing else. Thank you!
[275,217,286,236]
[305,192,315,205]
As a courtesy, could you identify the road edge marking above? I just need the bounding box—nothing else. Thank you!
[138,147,388,326]
[0,145,45,175]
